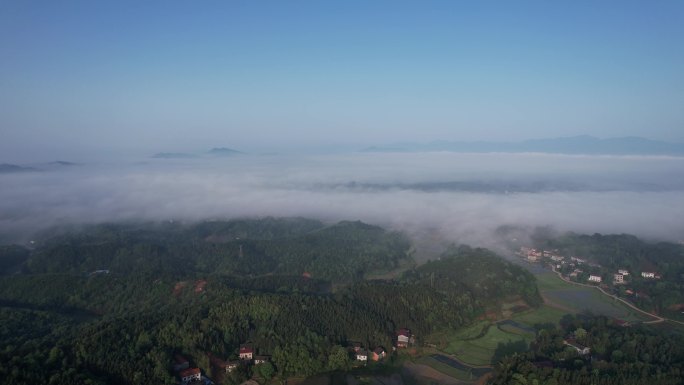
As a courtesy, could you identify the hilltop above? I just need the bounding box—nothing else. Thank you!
[207,147,243,156]
[0,163,38,173]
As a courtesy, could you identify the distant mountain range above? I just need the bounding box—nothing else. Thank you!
[0,163,38,173]
[151,152,199,159]
[152,147,243,159]
[0,161,78,174]
[48,161,77,166]
[361,136,684,156]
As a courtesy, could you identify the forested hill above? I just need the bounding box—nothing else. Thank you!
[0,218,543,385]
[531,232,684,276]
[8,218,411,283]
[488,315,684,385]
[404,245,543,307]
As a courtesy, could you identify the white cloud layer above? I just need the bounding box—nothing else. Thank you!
[2,152,684,245]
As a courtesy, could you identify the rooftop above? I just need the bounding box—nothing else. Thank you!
[179,367,201,377]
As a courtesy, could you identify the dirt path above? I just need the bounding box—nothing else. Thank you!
[548,267,668,324]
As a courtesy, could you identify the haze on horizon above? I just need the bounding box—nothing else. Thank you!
[1,2,684,247]
[1,152,684,250]
[1,1,684,161]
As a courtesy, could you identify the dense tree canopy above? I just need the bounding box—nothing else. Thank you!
[0,219,541,385]
[23,218,411,283]
[488,315,684,385]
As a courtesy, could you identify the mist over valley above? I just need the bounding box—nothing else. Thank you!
[2,151,683,246]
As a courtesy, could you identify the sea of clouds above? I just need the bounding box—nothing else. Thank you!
[2,152,684,246]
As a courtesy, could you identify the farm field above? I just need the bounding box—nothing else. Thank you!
[427,303,564,368]
[509,305,568,327]
[415,356,474,381]
[430,270,655,370]
[534,272,653,323]
[442,322,534,366]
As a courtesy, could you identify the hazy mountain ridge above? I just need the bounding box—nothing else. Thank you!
[0,161,79,173]
[362,136,684,156]
[151,152,199,159]
[0,164,38,173]
[150,147,243,159]
[207,147,243,156]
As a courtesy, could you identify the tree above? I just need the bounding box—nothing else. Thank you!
[573,328,587,341]
[327,345,351,371]
[257,362,274,380]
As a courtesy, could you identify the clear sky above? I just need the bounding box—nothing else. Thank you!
[1,0,683,159]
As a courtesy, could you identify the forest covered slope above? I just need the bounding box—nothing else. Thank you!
[0,218,540,385]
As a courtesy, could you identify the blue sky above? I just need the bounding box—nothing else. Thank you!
[1,0,683,158]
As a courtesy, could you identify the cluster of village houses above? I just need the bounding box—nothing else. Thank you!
[171,329,413,384]
[519,247,661,286]
[351,328,412,363]
[173,344,270,385]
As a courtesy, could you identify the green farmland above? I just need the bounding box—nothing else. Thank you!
[439,322,535,366]
[509,305,568,327]
[415,356,475,381]
[534,272,654,322]
[428,269,656,369]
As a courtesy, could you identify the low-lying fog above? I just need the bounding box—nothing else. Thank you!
[2,152,684,246]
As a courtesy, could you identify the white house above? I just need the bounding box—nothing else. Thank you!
[180,368,201,384]
[396,328,411,348]
[239,344,254,360]
[588,275,602,283]
[356,350,368,361]
[618,269,629,275]
[641,272,655,279]
[613,274,624,284]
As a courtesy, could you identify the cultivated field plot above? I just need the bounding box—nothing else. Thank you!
[535,273,653,323]
[510,305,568,327]
[497,320,536,336]
[443,324,533,366]
[415,356,474,381]
[426,269,658,373]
